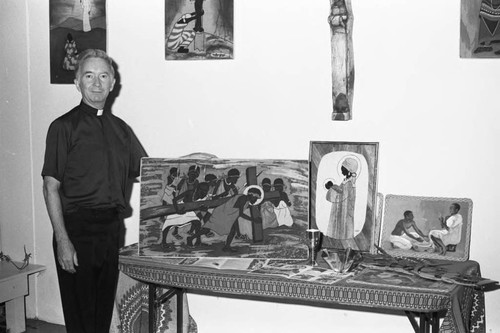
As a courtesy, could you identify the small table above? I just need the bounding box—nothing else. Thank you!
[0,261,45,333]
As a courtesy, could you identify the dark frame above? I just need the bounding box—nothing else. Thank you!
[309,141,379,253]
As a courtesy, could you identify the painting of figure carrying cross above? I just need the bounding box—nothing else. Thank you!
[138,157,309,259]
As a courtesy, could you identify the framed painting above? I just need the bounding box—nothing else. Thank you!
[380,195,473,261]
[139,157,309,259]
[50,0,107,83]
[165,0,234,60]
[461,0,500,58]
[309,141,379,253]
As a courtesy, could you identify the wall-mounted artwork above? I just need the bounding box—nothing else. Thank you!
[461,0,500,58]
[50,0,107,83]
[165,0,234,60]
[309,142,379,253]
[329,0,354,120]
[139,157,309,259]
[380,195,473,261]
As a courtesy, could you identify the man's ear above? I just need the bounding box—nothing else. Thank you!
[110,78,116,92]
[74,78,81,92]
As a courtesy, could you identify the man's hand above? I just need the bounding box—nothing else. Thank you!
[56,238,78,273]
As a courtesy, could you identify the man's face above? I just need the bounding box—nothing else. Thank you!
[75,57,115,109]
[449,205,458,215]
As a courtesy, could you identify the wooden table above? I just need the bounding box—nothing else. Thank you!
[117,244,484,333]
[0,262,45,333]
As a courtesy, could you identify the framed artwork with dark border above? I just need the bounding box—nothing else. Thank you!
[380,195,473,261]
[309,141,379,253]
[50,0,107,84]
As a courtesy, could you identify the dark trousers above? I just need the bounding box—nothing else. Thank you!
[53,208,120,333]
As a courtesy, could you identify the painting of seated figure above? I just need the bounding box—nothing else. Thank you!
[380,195,473,261]
[139,156,309,259]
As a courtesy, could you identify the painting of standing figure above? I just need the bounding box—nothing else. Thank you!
[50,0,107,83]
[380,195,473,261]
[165,0,233,60]
[309,142,379,253]
[139,157,309,259]
[461,0,500,58]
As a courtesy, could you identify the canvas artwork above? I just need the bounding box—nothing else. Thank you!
[329,0,354,121]
[380,195,473,261]
[309,142,379,253]
[139,157,309,259]
[50,0,107,83]
[165,0,234,60]
[461,0,500,58]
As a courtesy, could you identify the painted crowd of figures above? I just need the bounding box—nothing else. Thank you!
[158,165,294,253]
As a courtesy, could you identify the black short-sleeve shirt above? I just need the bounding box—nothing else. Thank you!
[42,102,147,213]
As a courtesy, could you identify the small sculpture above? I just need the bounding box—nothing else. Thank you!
[328,0,354,121]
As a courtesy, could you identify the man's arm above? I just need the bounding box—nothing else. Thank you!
[412,224,428,240]
[43,176,78,273]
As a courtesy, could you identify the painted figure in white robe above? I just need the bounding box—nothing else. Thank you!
[81,0,92,32]
[325,157,358,239]
[429,203,463,255]
[270,178,293,227]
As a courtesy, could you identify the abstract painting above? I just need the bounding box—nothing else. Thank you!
[165,0,234,60]
[309,141,379,253]
[380,195,473,261]
[139,157,309,259]
[461,0,500,58]
[50,0,107,83]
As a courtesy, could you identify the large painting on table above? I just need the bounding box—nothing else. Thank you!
[165,0,234,60]
[309,141,379,253]
[461,0,500,58]
[139,157,309,259]
[50,0,107,83]
[380,195,473,261]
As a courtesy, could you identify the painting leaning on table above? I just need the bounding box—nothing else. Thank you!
[380,195,473,261]
[138,157,309,260]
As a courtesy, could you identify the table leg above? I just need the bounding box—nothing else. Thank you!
[431,312,439,333]
[177,289,184,333]
[149,284,156,333]
[5,297,26,333]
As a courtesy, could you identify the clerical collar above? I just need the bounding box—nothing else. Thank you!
[80,101,105,117]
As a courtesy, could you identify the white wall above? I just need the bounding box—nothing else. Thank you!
[1,0,499,331]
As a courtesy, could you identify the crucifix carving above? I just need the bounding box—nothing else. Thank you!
[329,0,354,121]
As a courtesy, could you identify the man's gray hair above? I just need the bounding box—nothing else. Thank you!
[74,49,115,78]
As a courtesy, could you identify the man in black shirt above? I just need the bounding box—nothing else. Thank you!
[42,49,146,333]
